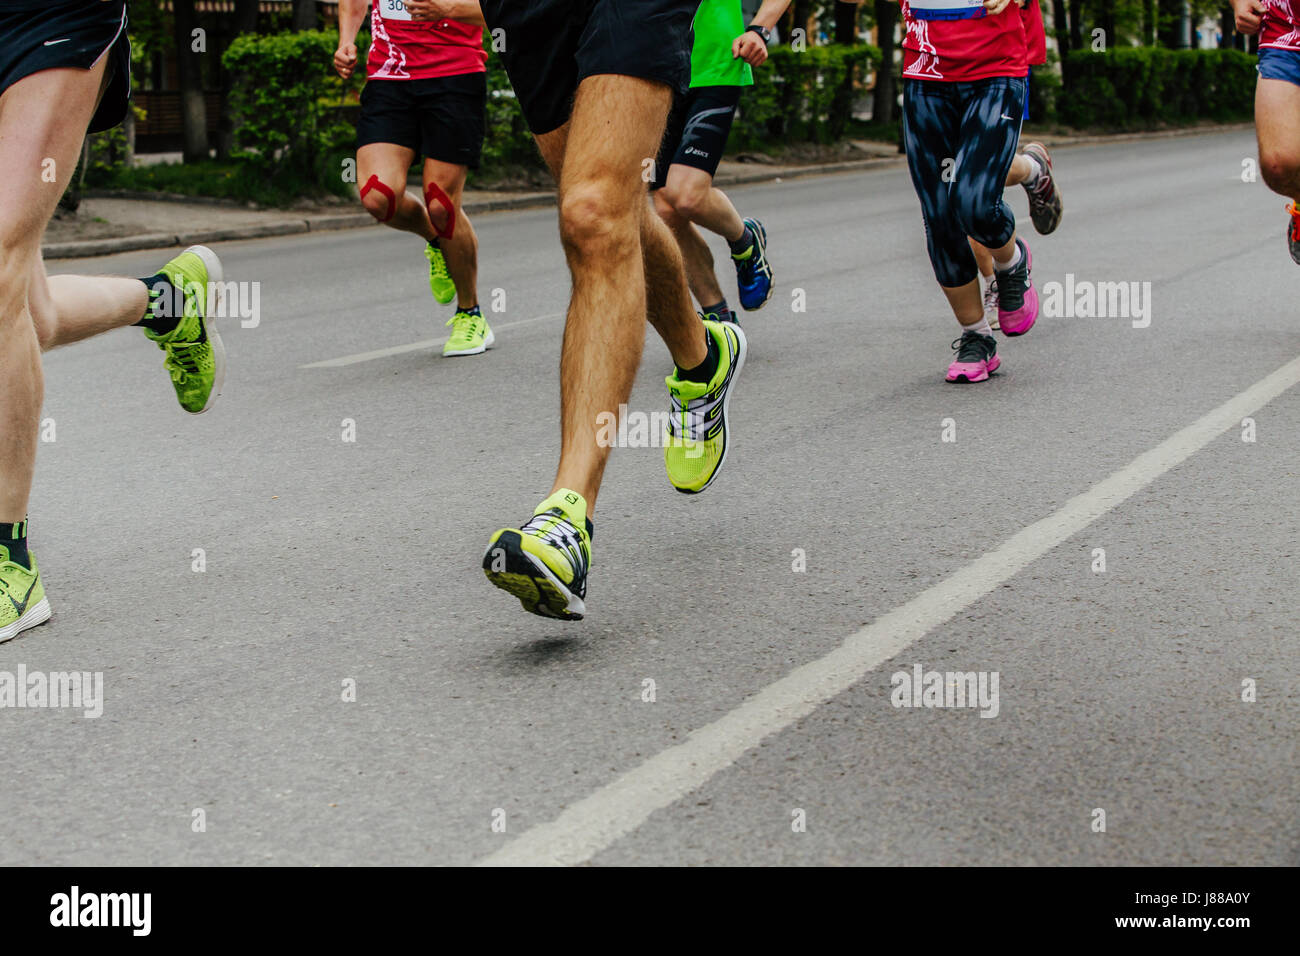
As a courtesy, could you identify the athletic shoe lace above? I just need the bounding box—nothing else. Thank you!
[166,340,204,383]
[430,251,450,281]
[667,381,723,444]
[952,332,992,364]
[446,312,482,339]
[521,511,587,571]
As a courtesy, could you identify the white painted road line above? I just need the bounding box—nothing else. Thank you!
[299,312,562,368]
[478,354,1300,866]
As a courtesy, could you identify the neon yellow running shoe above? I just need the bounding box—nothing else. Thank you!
[143,245,226,414]
[425,242,456,304]
[664,318,747,494]
[483,489,591,620]
[444,308,494,357]
[0,546,50,644]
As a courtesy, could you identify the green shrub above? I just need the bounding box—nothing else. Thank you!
[222,29,356,198]
[1028,51,1062,126]
[730,43,880,151]
[1060,48,1255,129]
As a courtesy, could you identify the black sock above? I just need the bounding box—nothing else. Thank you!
[460,304,481,315]
[428,238,440,250]
[0,520,30,570]
[677,330,719,384]
[701,300,731,321]
[133,273,182,336]
[728,224,754,257]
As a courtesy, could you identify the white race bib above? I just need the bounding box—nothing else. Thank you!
[910,0,986,20]
[376,0,412,21]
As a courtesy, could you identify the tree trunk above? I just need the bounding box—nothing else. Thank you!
[871,0,897,125]
[1052,0,1071,52]
[173,0,208,162]
[834,1,859,44]
[1068,0,1084,50]
[791,0,814,43]
[292,0,317,31]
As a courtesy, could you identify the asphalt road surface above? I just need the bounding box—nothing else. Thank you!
[3,128,1297,866]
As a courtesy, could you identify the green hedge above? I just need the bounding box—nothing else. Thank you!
[730,44,880,151]
[222,29,355,196]
[1059,48,1256,129]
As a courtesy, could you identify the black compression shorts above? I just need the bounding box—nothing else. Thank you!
[356,72,487,169]
[479,0,698,136]
[651,84,741,189]
[0,0,131,134]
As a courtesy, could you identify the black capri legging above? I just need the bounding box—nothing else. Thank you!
[903,75,1025,288]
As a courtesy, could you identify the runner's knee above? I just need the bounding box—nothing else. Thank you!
[424,180,459,238]
[1259,149,1300,194]
[559,181,637,257]
[359,175,398,223]
[658,178,710,221]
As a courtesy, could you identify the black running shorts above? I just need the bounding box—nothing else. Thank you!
[479,0,698,135]
[651,84,741,190]
[355,71,487,168]
[0,0,131,133]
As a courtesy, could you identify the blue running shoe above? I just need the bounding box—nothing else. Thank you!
[732,217,773,311]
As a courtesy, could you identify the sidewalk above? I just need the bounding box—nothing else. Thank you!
[42,123,1249,260]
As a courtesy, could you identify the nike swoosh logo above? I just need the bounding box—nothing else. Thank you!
[43,38,71,46]
[9,579,37,617]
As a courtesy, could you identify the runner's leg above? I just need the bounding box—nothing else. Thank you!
[1257,77,1300,201]
[653,189,725,309]
[357,142,436,241]
[0,61,112,521]
[534,75,703,509]
[422,158,477,310]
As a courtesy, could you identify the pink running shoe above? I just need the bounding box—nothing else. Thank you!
[996,237,1038,336]
[946,330,1001,383]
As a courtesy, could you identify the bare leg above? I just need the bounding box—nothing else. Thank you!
[657,164,746,241]
[1257,77,1300,202]
[941,280,984,328]
[357,143,438,242]
[968,239,995,280]
[0,61,117,521]
[422,158,477,310]
[653,191,724,308]
[35,271,148,350]
[532,75,704,512]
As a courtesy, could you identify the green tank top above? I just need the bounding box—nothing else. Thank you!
[690,0,754,88]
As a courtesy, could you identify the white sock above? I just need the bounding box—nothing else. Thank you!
[962,317,993,337]
[1021,153,1043,187]
[994,242,1023,272]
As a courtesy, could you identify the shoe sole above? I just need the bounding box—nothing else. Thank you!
[946,354,1001,383]
[0,596,52,644]
[675,321,748,495]
[482,530,585,620]
[739,219,774,312]
[444,327,496,357]
[184,245,226,414]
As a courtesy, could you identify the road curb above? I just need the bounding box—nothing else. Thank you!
[43,123,1251,260]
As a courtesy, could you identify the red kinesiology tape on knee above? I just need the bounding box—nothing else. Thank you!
[424,181,456,240]
[360,175,396,223]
